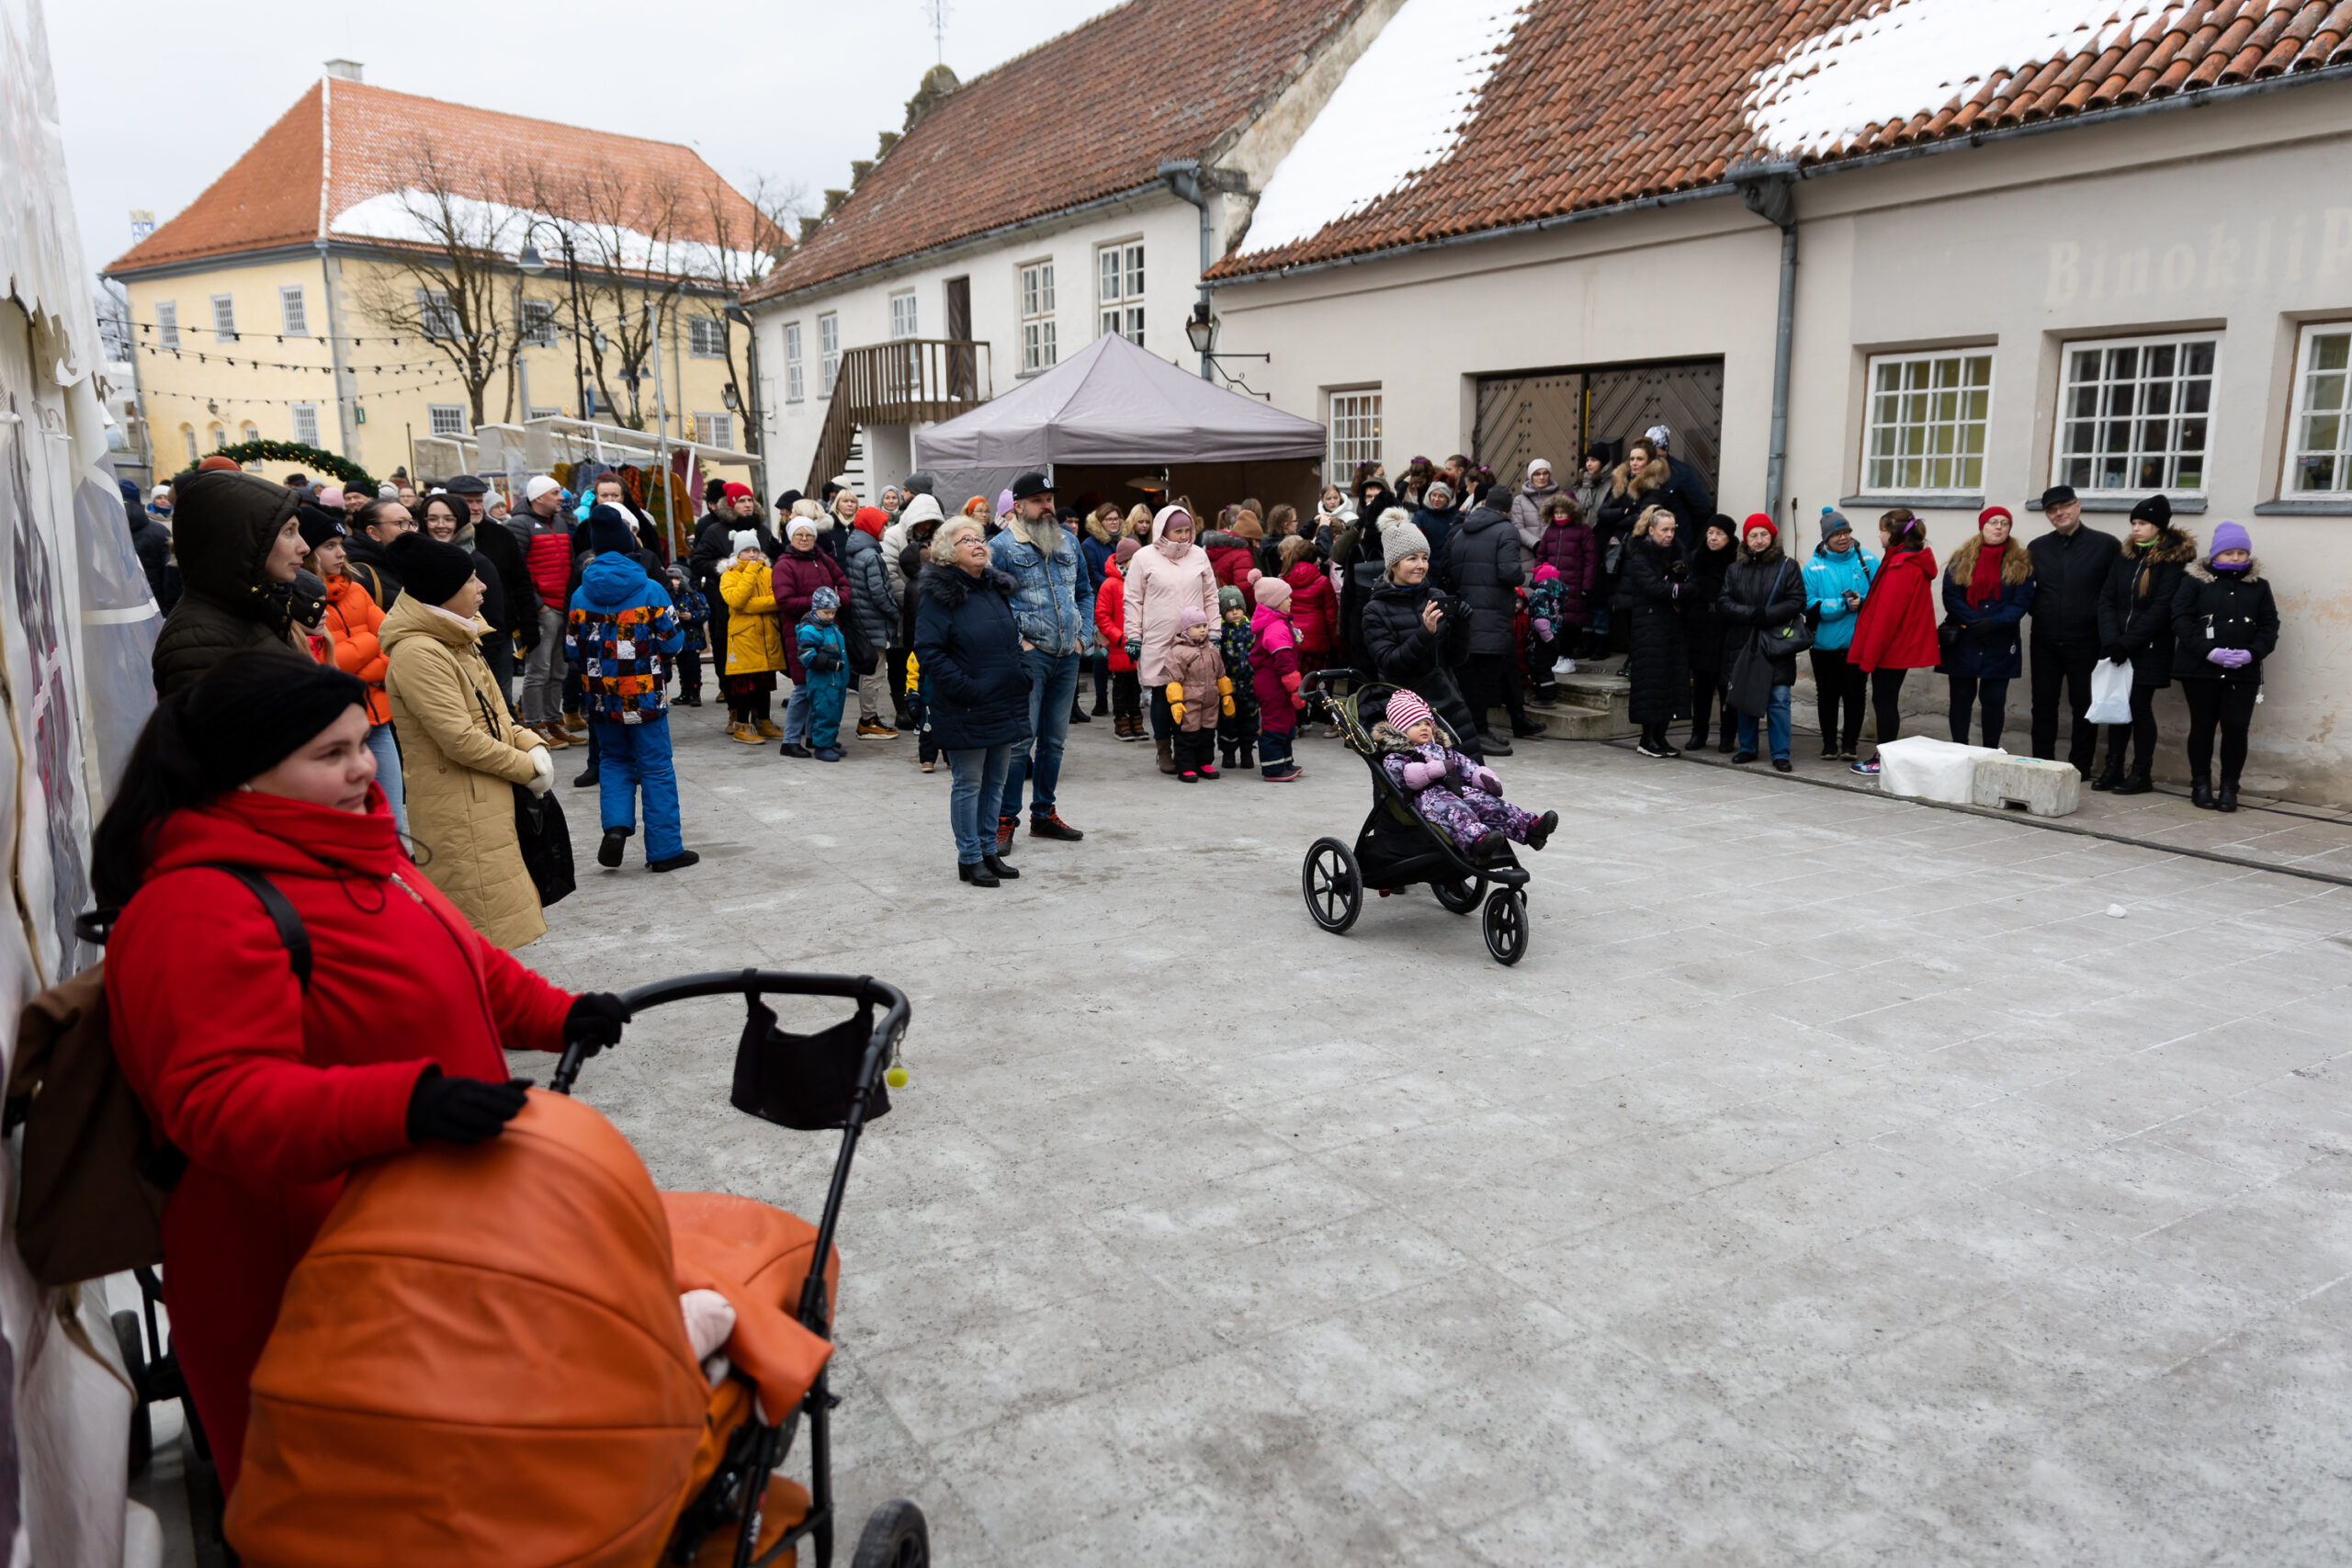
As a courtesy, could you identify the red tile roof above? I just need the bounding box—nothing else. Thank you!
[107,79,770,276]
[745,0,1364,303]
[1211,0,2352,278]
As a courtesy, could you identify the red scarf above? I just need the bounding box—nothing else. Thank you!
[1967,540,2006,608]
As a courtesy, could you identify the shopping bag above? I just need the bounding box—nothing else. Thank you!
[2086,658,2132,725]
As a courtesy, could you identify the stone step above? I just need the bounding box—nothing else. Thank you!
[1496,671,1635,740]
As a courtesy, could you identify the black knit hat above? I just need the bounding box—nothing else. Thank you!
[388,532,476,607]
[2128,493,2172,527]
[297,504,349,552]
[181,649,369,795]
[585,503,638,558]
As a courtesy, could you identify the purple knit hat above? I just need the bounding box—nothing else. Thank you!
[1386,691,1434,735]
[1178,604,1210,630]
[2208,520,2251,560]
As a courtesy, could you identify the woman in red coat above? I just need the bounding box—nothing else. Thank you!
[96,651,626,1494]
[1846,509,1941,773]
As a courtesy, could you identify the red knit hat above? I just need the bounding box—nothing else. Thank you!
[721,481,753,502]
[1743,512,1777,538]
[1978,505,2014,529]
[197,454,242,472]
[853,505,888,538]
[1385,691,1434,736]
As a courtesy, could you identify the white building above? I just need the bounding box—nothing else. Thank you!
[742,0,1401,502]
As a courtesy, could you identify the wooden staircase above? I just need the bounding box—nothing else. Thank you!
[806,338,990,492]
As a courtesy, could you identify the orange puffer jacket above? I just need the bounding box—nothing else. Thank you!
[323,574,390,723]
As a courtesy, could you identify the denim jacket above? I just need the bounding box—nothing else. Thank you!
[987,527,1088,656]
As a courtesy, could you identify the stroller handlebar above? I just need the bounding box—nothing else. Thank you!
[549,970,912,1097]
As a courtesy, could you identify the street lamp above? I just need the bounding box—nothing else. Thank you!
[1184,304,1217,358]
[513,220,587,422]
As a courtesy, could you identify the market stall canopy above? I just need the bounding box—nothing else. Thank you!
[913,331,1325,468]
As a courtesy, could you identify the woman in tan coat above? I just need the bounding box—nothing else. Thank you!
[379,533,553,948]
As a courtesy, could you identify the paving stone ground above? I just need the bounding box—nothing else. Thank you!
[518,705,2352,1567]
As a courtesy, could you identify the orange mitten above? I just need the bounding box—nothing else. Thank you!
[1167,684,1186,728]
[1217,676,1235,716]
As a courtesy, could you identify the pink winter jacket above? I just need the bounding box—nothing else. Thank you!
[1122,509,1219,684]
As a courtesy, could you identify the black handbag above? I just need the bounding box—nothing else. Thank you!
[477,687,574,908]
[1757,560,1813,658]
[730,983,890,1130]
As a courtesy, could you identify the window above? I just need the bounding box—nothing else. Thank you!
[1019,260,1057,373]
[1328,389,1383,476]
[180,424,198,464]
[208,423,226,450]
[239,422,259,445]
[427,404,467,437]
[2053,333,2216,495]
[783,321,805,402]
[279,285,308,336]
[156,300,179,351]
[291,403,320,445]
[819,313,839,396]
[1097,242,1144,345]
[1861,350,1994,494]
[688,315,727,358]
[692,412,733,448]
[888,291,918,340]
[2283,322,2352,497]
[527,405,563,420]
[210,294,237,343]
[416,289,458,340]
[521,299,556,348]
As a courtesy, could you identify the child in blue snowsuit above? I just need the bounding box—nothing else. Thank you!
[795,586,851,761]
[666,565,710,706]
[567,505,695,871]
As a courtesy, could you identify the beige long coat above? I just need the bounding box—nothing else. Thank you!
[380,595,551,949]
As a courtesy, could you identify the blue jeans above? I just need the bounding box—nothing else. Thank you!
[946,744,1013,864]
[593,713,684,861]
[366,721,407,835]
[1736,684,1793,761]
[1001,648,1079,819]
[783,679,812,743]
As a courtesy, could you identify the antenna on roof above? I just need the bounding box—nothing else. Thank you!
[918,0,949,64]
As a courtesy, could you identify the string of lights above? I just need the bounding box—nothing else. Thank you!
[131,342,447,375]
[126,301,734,349]
[136,367,485,408]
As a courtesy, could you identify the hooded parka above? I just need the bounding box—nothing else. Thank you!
[2098,526,2198,688]
[1848,546,1942,672]
[719,556,787,675]
[840,523,899,653]
[1442,501,1524,655]
[379,595,552,949]
[1122,508,1219,685]
[151,468,309,695]
[912,563,1034,749]
[1510,472,1561,567]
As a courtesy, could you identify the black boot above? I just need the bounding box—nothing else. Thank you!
[2090,756,2125,792]
[597,827,630,868]
[2111,769,2153,796]
[2190,774,2216,810]
[1239,744,1255,771]
[958,860,1000,887]
[1091,694,1110,716]
[2216,780,2240,813]
[1220,745,1238,771]
[983,852,1022,879]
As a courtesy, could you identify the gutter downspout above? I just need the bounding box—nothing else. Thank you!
[1734,167,1797,526]
[1158,159,1215,380]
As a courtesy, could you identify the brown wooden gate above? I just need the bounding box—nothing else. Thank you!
[1474,357,1724,499]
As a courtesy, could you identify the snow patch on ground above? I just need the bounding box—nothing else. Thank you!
[332,189,765,282]
[1748,0,2162,156]
[1238,0,1528,258]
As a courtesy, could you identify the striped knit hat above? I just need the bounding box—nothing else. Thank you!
[1386,691,1434,735]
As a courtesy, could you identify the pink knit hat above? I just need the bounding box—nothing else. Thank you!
[1252,575,1291,608]
[1385,691,1434,734]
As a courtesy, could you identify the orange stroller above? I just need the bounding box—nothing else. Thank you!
[226,971,925,1568]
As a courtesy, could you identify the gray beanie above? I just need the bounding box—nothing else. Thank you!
[901,470,935,497]
[1383,520,1431,569]
[1819,508,1853,542]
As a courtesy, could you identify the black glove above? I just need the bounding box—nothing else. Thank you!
[405,1070,532,1145]
[564,992,628,1059]
[2102,644,2126,663]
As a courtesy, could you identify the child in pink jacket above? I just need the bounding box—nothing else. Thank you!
[1250,577,1306,781]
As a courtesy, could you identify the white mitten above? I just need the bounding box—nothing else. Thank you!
[526,746,555,797]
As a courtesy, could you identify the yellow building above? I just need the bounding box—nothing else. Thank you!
[104,62,778,489]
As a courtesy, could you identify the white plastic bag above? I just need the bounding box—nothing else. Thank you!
[2086,658,2132,725]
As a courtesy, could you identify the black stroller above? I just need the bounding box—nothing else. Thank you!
[1296,671,1532,964]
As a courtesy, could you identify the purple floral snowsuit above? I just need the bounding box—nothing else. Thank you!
[1381,742,1540,844]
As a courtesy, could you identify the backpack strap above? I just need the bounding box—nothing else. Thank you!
[200,864,311,993]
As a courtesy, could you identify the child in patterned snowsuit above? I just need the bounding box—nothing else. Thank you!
[666,565,709,706]
[1216,585,1259,773]
[1374,690,1556,858]
[794,586,852,761]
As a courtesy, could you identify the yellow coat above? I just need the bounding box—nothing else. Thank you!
[380,595,550,950]
[720,558,786,676]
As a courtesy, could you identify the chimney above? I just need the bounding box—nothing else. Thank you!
[324,59,364,83]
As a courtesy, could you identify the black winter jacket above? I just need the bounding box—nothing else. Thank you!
[1442,505,1523,655]
[1617,536,1690,724]
[2026,524,2120,644]
[2096,528,2196,688]
[1716,543,1807,684]
[1360,579,1478,744]
[1679,537,1737,675]
[469,513,537,639]
[2170,562,2278,685]
[911,564,1033,750]
[150,468,308,696]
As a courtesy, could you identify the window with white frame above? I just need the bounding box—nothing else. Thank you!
[279,285,308,336]
[2053,333,2216,495]
[1097,241,1144,344]
[207,423,225,450]
[210,294,237,343]
[1861,349,1995,494]
[1328,389,1383,477]
[2283,322,2352,497]
[291,403,320,445]
[1019,260,1057,373]
[427,403,467,437]
[819,312,839,395]
[527,405,563,420]
[240,422,259,445]
[156,301,179,351]
[521,299,556,347]
[785,321,805,402]
[416,289,458,340]
[180,425,198,464]
[688,315,727,358]
[692,412,732,448]
[888,290,918,339]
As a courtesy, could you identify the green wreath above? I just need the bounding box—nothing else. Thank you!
[211,440,379,496]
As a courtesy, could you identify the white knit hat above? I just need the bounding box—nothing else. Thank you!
[730,529,761,557]
[786,514,819,542]
[525,474,562,502]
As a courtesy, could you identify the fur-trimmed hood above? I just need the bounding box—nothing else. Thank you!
[1735,539,1786,569]
[2137,525,2199,567]
[1946,536,2033,586]
[917,561,1018,605]
[1610,456,1669,500]
[2186,558,2263,584]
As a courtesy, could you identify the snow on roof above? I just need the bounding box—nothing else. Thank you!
[1747,0,2157,156]
[331,189,766,282]
[1236,0,1528,259]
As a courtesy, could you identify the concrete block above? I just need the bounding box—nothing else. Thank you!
[1971,754,2081,818]
[1875,735,2003,804]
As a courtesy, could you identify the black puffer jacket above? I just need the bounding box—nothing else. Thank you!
[2170,561,2278,686]
[150,469,308,696]
[2096,527,2196,689]
[1442,503,1523,655]
[1680,535,1737,675]
[2026,524,2120,644]
[1360,578,1477,744]
[469,511,537,643]
[1617,536,1690,724]
[1716,540,1807,684]
[911,563,1033,750]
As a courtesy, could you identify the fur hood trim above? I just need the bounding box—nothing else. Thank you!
[2186,558,2263,584]
[1735,540,1786,568]
[1946,536,2033,586]
[1610,456,1669,500]
[2139,526,2199,566]
[917,561,1018,605]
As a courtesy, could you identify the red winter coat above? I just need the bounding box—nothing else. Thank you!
[1849,546,1941,672]
[107,787,574,1494]
[1095,560,1132,672]
[1204,537,1258,592]
[1281,558,1337,658]
[769,545,850,682]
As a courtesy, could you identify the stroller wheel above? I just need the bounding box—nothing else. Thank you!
[852,1498,930,1568]
[1483,887,1529,966]
[1301,837,1363,933]
[1432,874,1485,915]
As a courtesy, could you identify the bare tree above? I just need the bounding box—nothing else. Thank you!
[687,175,800,459]
[348,138,523,426]
[522,164,700,430]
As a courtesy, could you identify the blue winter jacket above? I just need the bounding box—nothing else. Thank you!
[566,552,683,721]
[988,525,1089,656]
[795,617,850,687]
[1939,548,2038,680]
[1802,545,1879,653]
[912,563,1034,750]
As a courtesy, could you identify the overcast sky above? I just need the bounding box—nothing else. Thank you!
[50,0,1109,273]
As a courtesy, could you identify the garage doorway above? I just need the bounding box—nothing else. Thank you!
[1474,357,1724,499]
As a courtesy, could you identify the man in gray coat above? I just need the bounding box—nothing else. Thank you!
[1446,482,1542,753]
